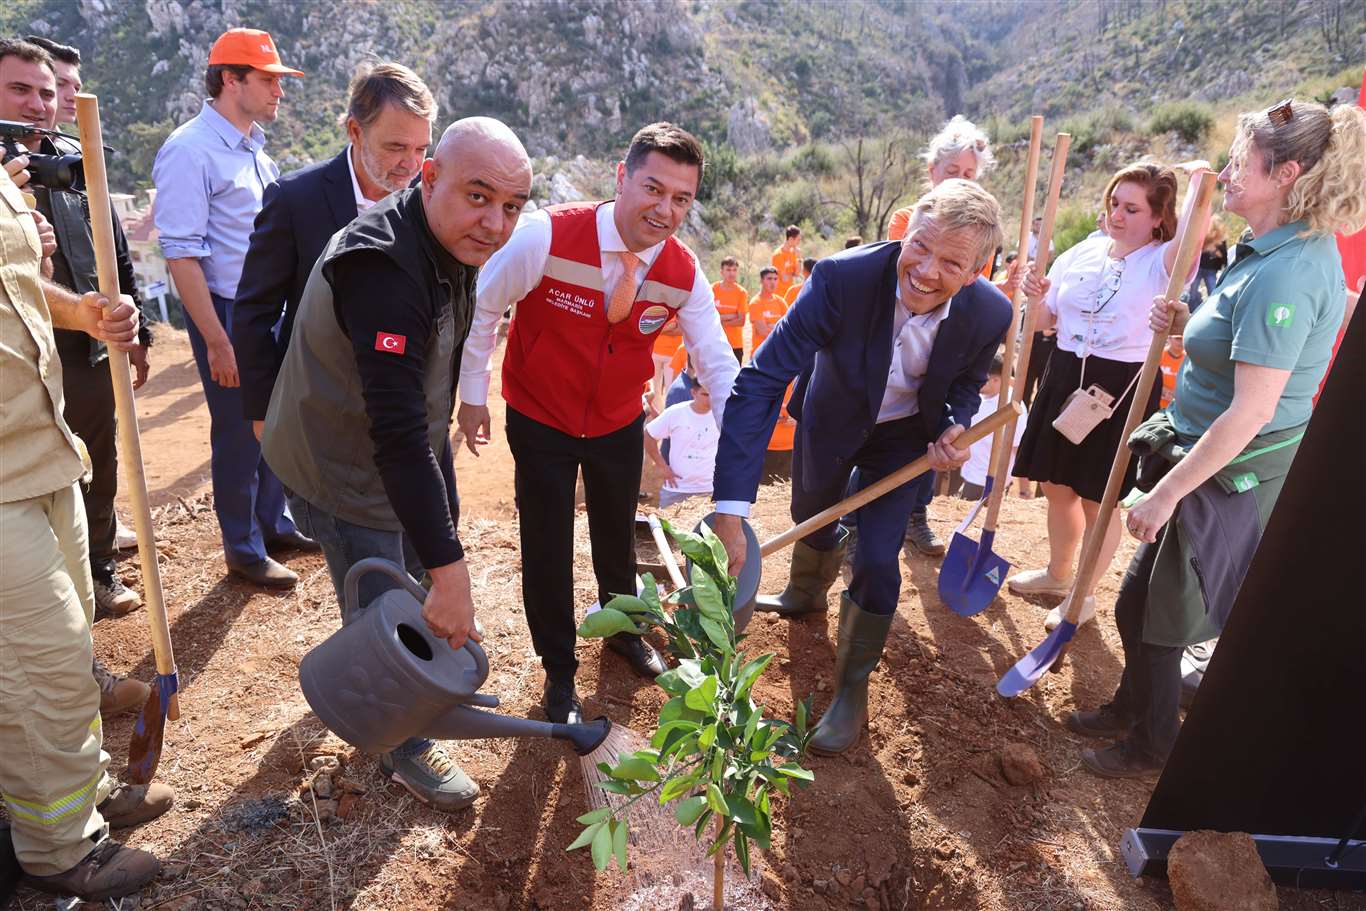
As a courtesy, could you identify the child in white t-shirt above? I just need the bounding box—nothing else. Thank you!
[644,380,719,507]
[961,354,1027,500]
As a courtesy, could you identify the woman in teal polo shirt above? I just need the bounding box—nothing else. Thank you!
[1067,98,1366,778]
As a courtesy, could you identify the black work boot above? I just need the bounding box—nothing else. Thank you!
[755,527,848,617]
[26,838,161,902]
[809,593,893,755]
[904,508,945,557]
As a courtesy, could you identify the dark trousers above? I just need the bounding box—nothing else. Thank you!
[185,293,295,567]
[287,493,428,758]
[1110,529,1182,762]
[792,415,930,616]
[55,332,117,584]
[506,406,643,677]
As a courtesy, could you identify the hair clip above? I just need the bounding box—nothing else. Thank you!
[1268,99,1294,127]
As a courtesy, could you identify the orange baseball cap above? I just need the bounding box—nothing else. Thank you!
[208,28,304,77]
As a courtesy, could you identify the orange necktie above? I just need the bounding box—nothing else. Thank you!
[606,251,641,324]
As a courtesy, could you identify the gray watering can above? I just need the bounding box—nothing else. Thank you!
[299,558,611,757]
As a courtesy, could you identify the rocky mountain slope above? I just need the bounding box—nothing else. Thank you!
[9,0,1359,191]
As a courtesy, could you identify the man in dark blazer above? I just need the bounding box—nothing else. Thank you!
[234,61,436,435]
[712,179,1011,755]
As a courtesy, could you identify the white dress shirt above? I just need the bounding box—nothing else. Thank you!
[345,145,378,212]
[714,288,953,518]
[1044,234,1172,362]
[460,201,738,425]
[876,288,952,423]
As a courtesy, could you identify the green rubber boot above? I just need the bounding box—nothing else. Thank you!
[809,592,892,755]
[754,527,848,617]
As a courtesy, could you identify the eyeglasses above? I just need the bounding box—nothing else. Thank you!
[1084,255,1126,315]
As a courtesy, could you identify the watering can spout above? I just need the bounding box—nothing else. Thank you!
[426,705,612,756]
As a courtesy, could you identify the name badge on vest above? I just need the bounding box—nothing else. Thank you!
[637,304,670,335]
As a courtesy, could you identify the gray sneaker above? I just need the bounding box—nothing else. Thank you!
[379,743,479,812]
[94,577,142,616]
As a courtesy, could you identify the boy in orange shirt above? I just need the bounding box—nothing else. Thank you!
[784,257,816,305]
[712,255,748,362]
[771,225,801,297]
[748,267,787,345]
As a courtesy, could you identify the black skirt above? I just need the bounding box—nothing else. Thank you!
[1012,347,1161,504]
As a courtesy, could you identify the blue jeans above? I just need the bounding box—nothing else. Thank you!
[288,493,429,759]
[184,293,295,566]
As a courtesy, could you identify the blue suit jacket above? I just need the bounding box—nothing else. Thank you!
[713,240,1012,503]
[233,147,358,420]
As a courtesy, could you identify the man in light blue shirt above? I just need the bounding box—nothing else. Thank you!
[152,28,315,588]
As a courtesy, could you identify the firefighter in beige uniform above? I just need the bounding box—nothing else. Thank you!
[0,163,172,902]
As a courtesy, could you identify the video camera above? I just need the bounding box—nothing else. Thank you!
[0,119,83,190]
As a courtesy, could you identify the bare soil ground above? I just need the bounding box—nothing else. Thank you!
[10,328,1362,911]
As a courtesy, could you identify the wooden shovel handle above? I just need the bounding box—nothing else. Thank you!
[759,401,1025,558]
[1059,170,1217,625]
[981,116,1044,533]
[647,514,687,589]
[76,94,180,719]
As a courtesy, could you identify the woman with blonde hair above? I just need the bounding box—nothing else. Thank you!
[1191,214,1228,306]
[1068,98,1366,778]
[1008,161,1208,622]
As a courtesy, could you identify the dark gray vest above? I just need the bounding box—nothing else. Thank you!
[262,225,461,531]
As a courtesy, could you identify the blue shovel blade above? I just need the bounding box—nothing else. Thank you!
[996,621,1079,698]
[938,529,1011,617]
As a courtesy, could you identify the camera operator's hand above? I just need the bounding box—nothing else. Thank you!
[207,337,239,388]
[79,292,140,351]
[4,155,32,190]
[29,209,56,260]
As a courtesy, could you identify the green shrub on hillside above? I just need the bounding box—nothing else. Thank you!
[772,180,822,230]
[1147,101,1214,144]
[1053,203,1101,257]
[700,140,740,202]
[792,143,837,177]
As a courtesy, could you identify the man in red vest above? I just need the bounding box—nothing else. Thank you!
[457,123,740,723]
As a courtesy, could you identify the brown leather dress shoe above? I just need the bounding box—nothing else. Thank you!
[227,557,298,589]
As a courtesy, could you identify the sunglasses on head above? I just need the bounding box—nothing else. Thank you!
[1268,99,1294,128]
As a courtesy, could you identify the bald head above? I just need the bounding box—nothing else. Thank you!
[422,116,532,266]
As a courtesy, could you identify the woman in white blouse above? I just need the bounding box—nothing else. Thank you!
[1008,161,1207,628]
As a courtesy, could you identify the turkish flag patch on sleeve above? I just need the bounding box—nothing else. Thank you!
[375,332,407,355]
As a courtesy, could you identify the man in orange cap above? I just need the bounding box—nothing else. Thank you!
[152,29,312,589]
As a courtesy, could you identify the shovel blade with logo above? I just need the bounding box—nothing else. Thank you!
[938,480,1013,616]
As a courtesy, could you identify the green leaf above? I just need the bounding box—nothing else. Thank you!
[662,519,714,573]
[734,654,773,700]
[700,522,732,580]
[674,795,708,826]
[699,616,732,653]
[777,763,814,781]
[659,770,702,802]
[691,569,729,624]
[611,757,660,782]
[595,779,631,795]
[639,573,661,612]
[795,696,809,736]
[684,675,718,712]
[743,707,762,748]
[590,818,613,870]
[725,794,759,827]
[706,783,728,816]
[735,829,751,875]
[610,594,653,616]
[612,817,629,873]
[656,658,706,696]
[577,608,638,639]
[657,695,689,723]
[576,807,611,825]
[567,821,601,852]
[650,720,701,750]
[697,723,717,751]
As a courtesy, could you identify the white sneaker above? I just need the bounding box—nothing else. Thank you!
[115,517,138,551]
[1045,596,1096,631]
[1007,568,1072,597]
